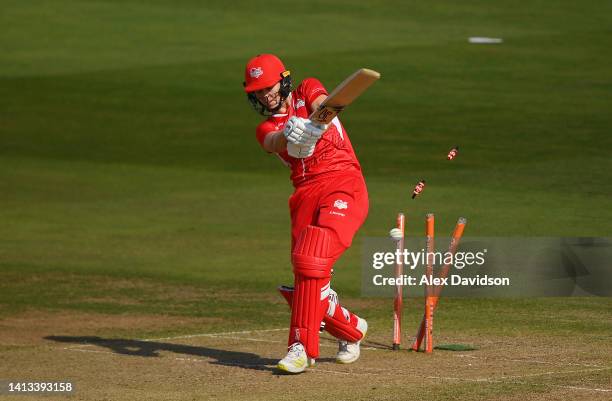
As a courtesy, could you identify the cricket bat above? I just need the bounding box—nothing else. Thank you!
[309,68,381,125]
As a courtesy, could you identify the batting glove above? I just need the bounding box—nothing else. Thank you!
[303,120,328,139]
[283,117,327,145]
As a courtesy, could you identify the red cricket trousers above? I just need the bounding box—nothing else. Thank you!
[289,172,369,259]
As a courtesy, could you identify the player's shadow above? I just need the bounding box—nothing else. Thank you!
[44,335,280,373]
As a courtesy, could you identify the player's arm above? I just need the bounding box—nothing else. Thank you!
[262,130,288,153]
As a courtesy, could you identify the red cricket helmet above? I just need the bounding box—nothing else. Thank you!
[243,54,293,115]
[243,54,287,93]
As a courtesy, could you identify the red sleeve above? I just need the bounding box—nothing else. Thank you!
[256,120,276,148]
[300,78,328,111]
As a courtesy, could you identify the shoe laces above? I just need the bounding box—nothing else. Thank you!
[338,340,348,353]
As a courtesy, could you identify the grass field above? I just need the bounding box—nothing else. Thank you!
[1,1,611,400]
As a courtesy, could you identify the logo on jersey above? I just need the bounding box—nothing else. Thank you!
[296,99,305,109]
[249,67,263,79]
[334,200,348,210]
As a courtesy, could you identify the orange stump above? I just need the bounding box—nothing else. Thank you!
[392,213,405,350]
[412,217,467,352]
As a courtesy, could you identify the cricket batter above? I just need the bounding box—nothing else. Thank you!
[243,54,368,373]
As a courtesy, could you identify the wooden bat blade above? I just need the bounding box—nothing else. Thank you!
[309,68,380,125]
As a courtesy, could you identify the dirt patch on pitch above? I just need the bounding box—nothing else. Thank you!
[1,323,609,401]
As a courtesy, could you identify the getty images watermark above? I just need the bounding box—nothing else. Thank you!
[370,248,511,287]
[362,237,612,297]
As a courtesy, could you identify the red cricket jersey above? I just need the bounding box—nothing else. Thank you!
[255,78,362,187]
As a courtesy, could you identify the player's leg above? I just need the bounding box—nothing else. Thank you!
[316,174,370,363]
[278,175,368,371]
[288,226,335,356]
[279,284,366,365]
[278,225,336,373]
[278,285,366,343]
[317,174,369,251]
[278,186,322,373]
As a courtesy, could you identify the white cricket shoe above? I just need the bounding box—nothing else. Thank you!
[277,342,309,374]
[336,317,368,364]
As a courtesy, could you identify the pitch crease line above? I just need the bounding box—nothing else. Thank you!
[554,385,611,393]
[454,354,606,368]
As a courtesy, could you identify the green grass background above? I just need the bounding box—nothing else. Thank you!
[1,0,611,338]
